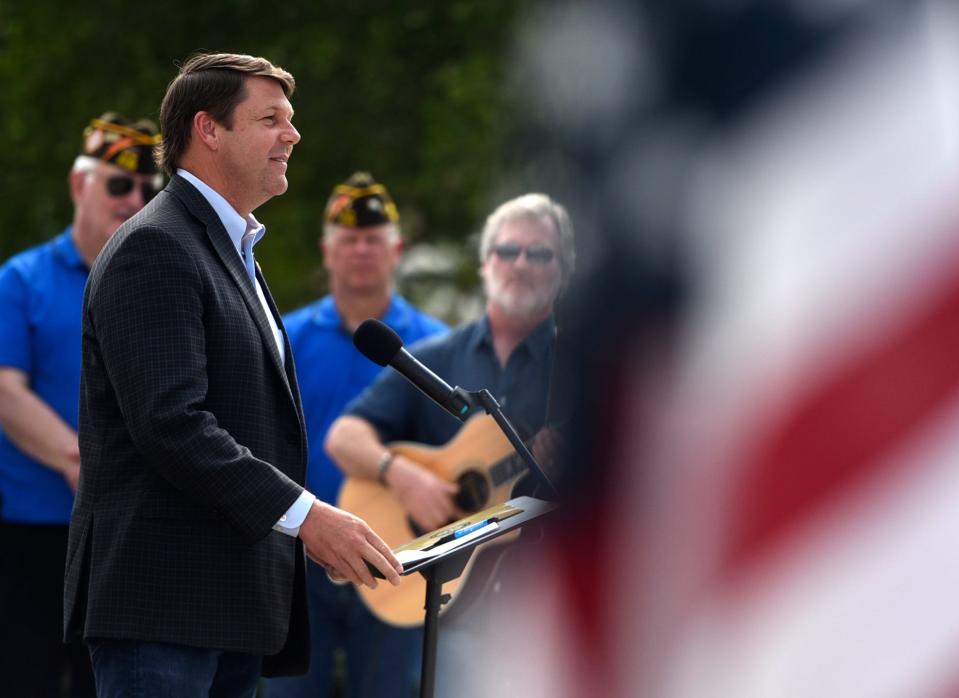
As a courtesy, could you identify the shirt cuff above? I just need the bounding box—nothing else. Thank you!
[272,489,316,537]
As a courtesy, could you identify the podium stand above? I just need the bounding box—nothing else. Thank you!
[400,387,558,698]
[396,495,558,698]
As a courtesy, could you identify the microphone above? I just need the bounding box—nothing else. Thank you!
[353,319,472,421]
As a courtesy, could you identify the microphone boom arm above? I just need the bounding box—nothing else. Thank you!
[466,388,559,501]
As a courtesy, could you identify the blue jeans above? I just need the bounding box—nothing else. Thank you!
[88,639,262,697]
[266,562,421,698]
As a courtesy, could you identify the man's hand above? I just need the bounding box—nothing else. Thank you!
[0,368,83,485]
[531,426,565,475]
[298,499,403,588]
[62,444,81,492]
[384,456,459,532]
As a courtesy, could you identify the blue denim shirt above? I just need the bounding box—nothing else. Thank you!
[346,314,556,448]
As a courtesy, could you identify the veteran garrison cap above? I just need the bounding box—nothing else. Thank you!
[324,171,400,228]
[82,112,161,174]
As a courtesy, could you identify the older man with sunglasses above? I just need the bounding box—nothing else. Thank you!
[326,193,574,696]
[0,112,160,697]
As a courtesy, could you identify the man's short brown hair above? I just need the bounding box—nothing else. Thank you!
[154,52,295,177]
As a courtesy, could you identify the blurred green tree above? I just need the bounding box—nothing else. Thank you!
[0,1,529,320]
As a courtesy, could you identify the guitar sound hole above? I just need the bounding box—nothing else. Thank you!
[455,471,489,513]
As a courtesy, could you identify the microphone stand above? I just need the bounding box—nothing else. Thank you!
[460,387,558,500]
[357,320,562,696]
[414,387,558,698]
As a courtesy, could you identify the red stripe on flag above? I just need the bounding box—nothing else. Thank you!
[549,344,653,694]
[725,240,959,577]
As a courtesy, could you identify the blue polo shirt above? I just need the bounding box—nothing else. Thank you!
[283,294,447,504]
[0,228,87,523]
[346,315,556,449]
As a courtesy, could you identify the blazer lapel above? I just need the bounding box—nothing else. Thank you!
[166,176,293,398]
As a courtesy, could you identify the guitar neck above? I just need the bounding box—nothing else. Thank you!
[489,452,527,487]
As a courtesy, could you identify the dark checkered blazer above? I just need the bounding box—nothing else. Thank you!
[64,175,310,677]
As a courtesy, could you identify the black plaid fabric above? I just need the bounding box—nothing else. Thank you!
[64,175,310,677]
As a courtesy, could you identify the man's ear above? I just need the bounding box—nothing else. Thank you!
[321,236,333,271]
[68,168,88,207]
[193,112,219,151]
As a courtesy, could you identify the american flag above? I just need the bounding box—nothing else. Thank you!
[471,1,959,696]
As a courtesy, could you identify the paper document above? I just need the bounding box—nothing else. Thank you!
[395,521,500,566]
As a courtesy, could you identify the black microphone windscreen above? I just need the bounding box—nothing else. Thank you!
[353,319,403,366]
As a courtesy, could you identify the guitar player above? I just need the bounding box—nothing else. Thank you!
[326,192,575,697]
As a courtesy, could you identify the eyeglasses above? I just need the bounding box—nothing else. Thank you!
[491,243,556,264]
[105,175,161,203]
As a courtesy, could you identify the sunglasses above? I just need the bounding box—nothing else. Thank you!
[105,175,161,203]
[491,243,556,264]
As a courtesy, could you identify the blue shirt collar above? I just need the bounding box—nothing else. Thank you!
[312,294,413,333]
[466,315,493,353]
[55,227,87,270]
[466,313,555,361]
[176,168,265,256]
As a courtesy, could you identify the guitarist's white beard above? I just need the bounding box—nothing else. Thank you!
[484,271,560,320]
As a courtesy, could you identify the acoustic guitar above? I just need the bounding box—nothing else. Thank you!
[336,414,529,627]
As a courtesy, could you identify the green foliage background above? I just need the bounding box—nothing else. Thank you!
[0,1,533,318]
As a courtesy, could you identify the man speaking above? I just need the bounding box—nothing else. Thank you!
[63,52,401,696]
